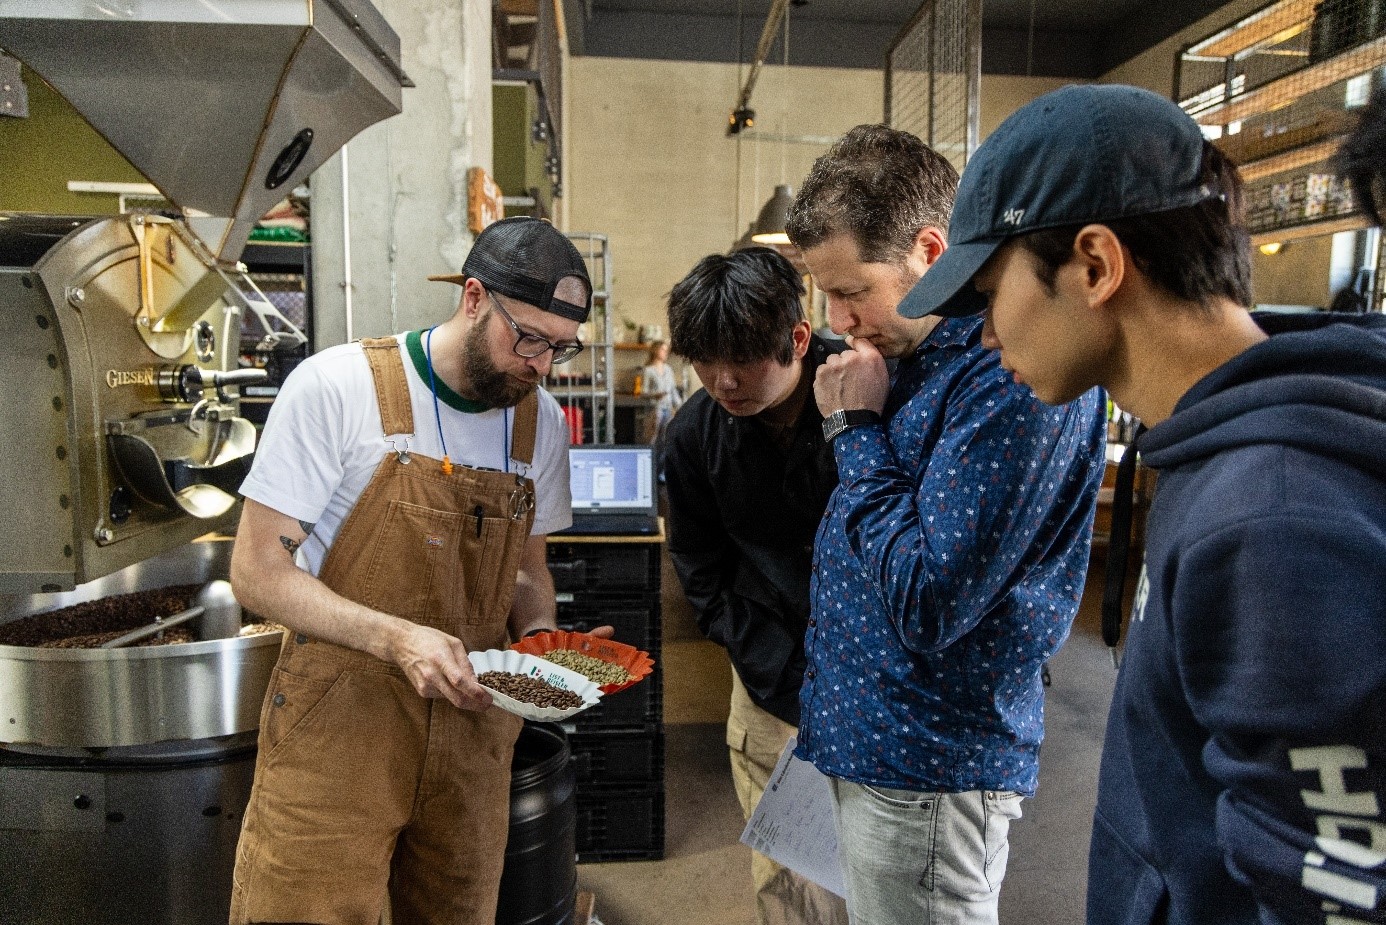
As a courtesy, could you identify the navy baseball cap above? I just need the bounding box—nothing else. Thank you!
[898,84,1221,319]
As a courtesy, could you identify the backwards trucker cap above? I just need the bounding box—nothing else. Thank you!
[898,84,1220,319]
[429,216,593,322]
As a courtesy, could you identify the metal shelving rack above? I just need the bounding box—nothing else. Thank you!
[548,232,615,444]
[1176,0,1384,243]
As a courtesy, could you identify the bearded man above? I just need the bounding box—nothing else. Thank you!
[228,217,609,925]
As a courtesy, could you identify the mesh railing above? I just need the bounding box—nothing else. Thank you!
[885,0,981,173]
[1177,0,1386,235]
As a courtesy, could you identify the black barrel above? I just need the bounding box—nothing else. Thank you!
[498,722,577,925]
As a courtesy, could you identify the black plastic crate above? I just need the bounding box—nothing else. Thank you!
[556,601,661,653]
[566,727,665,783]
[571,668,662,729]
[547,544,658,593]
[575,782,665,863]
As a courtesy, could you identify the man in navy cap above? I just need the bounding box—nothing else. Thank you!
[901,83,1386,925]
[786,124,1107,925]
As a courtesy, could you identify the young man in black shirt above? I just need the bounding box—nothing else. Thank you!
[663,246,848,925]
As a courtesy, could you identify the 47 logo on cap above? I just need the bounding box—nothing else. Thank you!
[1002,208,1026,226]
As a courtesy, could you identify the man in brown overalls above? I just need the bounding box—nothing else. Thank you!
[228,218,604,925]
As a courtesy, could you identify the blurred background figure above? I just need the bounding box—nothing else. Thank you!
[640,339,682,469]
[1335,82,1386,226]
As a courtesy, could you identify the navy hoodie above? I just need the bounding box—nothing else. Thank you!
[1088,312,1386,925]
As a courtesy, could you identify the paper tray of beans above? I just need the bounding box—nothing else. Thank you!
[467,649,603,722]
[509,629,654,695]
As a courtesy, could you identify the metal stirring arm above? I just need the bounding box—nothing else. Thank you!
[215,263,308,352]
[99,606,206,649]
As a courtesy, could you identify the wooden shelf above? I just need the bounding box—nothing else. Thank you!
[1250,213,1370,245]
[1187,33,1386,126]
[1187,0,1313,60]
[1237,136,1343,182]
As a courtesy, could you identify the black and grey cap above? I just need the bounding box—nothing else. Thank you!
[429,216,593,322]
[898,84,1221,319]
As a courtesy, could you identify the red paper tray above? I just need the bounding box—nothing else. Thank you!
[511,629,654,695]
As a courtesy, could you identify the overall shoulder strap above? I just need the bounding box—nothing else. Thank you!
[510,390,539,466]
[360,337,414,437]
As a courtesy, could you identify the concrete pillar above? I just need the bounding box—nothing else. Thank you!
[312,0,493,349]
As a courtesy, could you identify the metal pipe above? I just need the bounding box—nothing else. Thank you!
[342,144,355,344]
[729,0,791,133]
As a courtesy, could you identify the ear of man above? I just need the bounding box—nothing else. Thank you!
[790,319,813,360]
[917,225,947,264]
[1070,225,1127,310]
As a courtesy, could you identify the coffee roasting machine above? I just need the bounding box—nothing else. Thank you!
[0,3,409,921]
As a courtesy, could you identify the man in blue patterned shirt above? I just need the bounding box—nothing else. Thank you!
[785,124,1106,925]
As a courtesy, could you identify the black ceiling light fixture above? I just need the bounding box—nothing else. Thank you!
[750,1,794,245]
[726,0,790,138]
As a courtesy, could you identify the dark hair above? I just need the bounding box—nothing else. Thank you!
[1014,141,1252,309]
[1335,85,1386,226]
[785,124,959,262]
[666,247,806,365]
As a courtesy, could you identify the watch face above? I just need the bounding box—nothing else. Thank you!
[822,410,846,442]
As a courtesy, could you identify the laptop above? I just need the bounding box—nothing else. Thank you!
[557,444,660,536]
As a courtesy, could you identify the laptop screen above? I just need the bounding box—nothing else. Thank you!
[568,445,656,514]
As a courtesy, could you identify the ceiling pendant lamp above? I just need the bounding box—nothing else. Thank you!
[749,4,794,247]
[750,183,794,245]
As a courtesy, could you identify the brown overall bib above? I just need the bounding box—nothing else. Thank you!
[231,338,538,925]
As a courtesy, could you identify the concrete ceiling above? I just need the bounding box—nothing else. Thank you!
[560,0,1228,79]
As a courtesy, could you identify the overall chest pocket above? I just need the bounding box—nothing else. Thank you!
[359,499,515,628]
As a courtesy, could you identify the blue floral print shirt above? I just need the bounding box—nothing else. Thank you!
[796,315,1106,796]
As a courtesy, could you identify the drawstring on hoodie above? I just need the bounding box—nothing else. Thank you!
[1102,425,1147,668]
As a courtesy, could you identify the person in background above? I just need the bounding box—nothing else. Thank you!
[785,124,1107,925]
[663,247,850,925]
[900,83,1386,925]
[228,216,611,925]
[639,339,682,467]
[1336,82,1386,227]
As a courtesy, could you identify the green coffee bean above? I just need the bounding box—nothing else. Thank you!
[542,648,632,685]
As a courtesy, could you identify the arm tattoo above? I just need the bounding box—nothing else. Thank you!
[279,535,301,557]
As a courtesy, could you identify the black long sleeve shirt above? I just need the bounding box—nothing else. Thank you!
[663,335,844,725]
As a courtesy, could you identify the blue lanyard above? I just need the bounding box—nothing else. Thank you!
[424,328,510,474]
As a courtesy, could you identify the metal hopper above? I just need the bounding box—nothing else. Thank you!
[0,0,412,263]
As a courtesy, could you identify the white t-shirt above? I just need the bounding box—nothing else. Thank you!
[239,333,572,577]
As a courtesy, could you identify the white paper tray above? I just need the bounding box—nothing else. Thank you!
[467,648,602,721]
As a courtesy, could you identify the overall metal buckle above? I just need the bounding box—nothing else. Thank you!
[388,435,412,464]
[508,482,535,520]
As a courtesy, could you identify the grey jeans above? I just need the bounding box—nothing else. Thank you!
[830,779,1024,925]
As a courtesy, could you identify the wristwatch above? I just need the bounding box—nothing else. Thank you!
[821,409,881,442]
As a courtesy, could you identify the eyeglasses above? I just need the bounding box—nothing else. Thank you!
[484,289,584,364]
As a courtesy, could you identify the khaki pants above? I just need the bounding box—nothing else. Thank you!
[728,672,850,925]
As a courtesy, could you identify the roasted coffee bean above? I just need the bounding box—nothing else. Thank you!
[477,671,585,709]
[38,627,196,648]
[0,585,203,648]
[540,648,632,686]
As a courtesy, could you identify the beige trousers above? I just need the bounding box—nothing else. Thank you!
[728,671,850,925]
